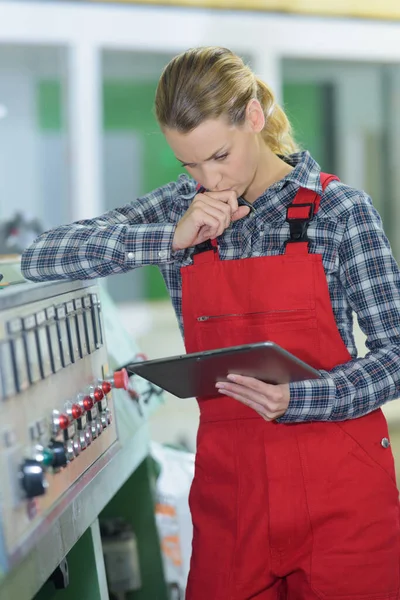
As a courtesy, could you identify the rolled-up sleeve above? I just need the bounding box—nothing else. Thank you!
[21,181,184,282]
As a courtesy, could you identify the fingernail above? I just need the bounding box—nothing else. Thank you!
[227,374,237,382]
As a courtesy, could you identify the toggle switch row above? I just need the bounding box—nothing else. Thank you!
[19,369,128,500]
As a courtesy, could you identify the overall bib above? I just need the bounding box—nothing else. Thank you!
[181,174,400,599]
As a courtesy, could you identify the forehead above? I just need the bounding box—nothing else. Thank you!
[164,118,237,162]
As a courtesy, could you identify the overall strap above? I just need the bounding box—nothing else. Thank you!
[285,172,339,252]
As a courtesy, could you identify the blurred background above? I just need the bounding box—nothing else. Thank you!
[1,0,400,453]
[2,3,400,599]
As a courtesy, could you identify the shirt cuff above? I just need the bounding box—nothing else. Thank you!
[124,223,178,265]
[277,370,336,423]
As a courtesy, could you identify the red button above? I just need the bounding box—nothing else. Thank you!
[58,414,69,430]
[82,396,94,411]
[93,387,104,402]
[101,381,112,394]
[71,404,83,419]
[113,368,129,390]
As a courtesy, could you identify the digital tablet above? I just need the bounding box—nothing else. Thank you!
[125,341,320,399]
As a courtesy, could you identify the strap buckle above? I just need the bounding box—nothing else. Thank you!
[192,240,218,255]
[285,203,314,243]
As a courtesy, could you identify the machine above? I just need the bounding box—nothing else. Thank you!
[0,279,128,577]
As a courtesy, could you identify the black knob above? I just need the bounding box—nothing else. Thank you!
[20,459,46,499]
[48,441,68,468]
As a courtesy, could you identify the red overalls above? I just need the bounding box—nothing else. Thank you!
[181,174,400,599]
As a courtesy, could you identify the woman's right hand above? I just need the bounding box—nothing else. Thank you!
[172,190,250,251]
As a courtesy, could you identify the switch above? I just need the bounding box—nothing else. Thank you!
[52,411,70,433]
[2,427,16,448]
[96,420,103,437]
[93,387,104,403]
[102,368,129,391]
[97,397,108,413]
[90,423,98,439]
[81,395,94,411]
[101,381,112,395]
[76,413,87,431]
[84,427,93,447]
[66,403,83,421]
[20,459,46,499]
[86,404,98,422]
[72,436,81,457]
[105,409,112,425]
[37,418,48,438]
[65,440,75,462]
[47,441,68,468]
[78,432,87,451]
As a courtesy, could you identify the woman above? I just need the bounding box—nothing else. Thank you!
[22,47,400,599]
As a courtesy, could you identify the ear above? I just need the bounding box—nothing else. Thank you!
[245,99,265,133]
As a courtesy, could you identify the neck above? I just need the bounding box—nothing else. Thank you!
[243,146,294,203]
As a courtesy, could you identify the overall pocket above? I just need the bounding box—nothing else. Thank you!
[195,309,320,368]
[299,418,400,599]
[336,408,398,488]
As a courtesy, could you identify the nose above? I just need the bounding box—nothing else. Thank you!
[197,163,224,192]
[201,171,223,192]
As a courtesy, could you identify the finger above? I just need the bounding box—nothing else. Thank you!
[195,194,234,214]
[193,201,231,230]
[231,206,251,222]
[217,389,275,420]
[202,190,239,214]
[216,381,268,407]
[196,197,233,227]
[195,214,222,240]
[226,373,273,394]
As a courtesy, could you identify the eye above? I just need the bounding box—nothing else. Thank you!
[215,153,228,162]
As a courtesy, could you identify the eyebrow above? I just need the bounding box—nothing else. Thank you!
[177,146,227,166]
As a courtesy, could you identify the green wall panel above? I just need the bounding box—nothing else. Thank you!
[37,79,185,301]
[283,81,337,173]
[103,82,183,300]
[283,82,323,162]
[37,81,64,131]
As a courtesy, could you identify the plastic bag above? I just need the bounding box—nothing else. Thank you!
[151,442,195,599]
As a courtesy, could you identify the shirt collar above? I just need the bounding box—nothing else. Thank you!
[280,151,323,195]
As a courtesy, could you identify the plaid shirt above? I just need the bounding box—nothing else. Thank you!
[21,151,400,423]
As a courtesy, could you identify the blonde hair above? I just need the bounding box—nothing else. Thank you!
[155,46,298,156]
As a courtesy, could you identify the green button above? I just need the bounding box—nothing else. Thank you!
[42,448,54,467]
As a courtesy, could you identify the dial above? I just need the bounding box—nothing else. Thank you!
[20,459,46,499]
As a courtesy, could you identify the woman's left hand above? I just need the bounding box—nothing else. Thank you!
[215,375,290,421]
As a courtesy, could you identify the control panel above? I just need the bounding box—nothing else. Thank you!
[0,280,128,574]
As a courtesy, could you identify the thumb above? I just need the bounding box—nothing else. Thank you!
[231,205,251,222]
